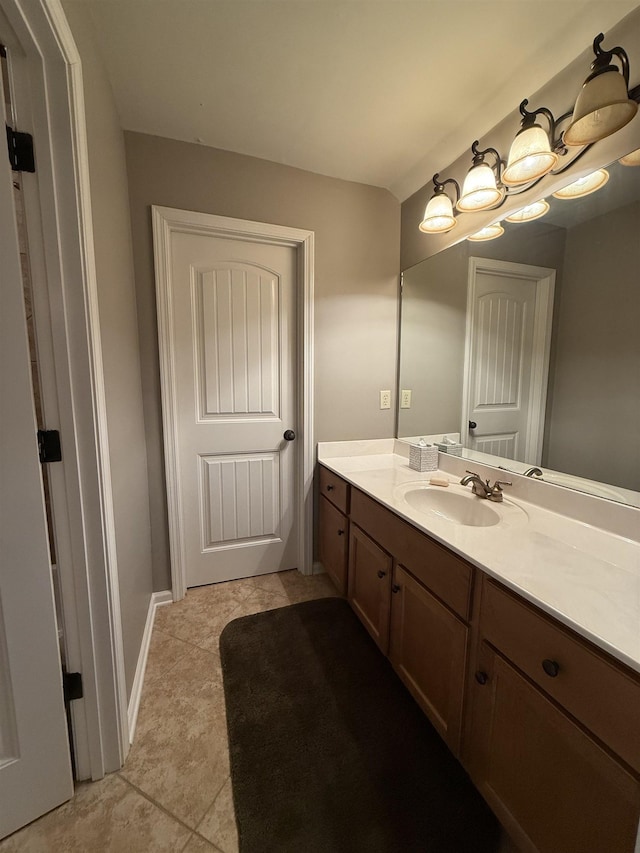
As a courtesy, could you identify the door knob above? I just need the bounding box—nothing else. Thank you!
[283,430,296,441]
[469,421,477,430]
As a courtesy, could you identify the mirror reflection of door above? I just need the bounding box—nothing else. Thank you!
[462,258,555,463]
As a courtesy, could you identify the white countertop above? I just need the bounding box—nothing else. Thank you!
[318,442,640,674]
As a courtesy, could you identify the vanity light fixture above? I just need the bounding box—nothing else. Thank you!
[552,168,609,199]
[564,33,638,146]
[505,199,550,223]
[457,141,505,212]
[419,174,460,233]
[418,30,639,236]
[619,147,640,166]
[467,221,504,241]
[502,100,560,186]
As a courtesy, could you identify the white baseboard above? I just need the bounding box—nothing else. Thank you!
[127,590,172,744]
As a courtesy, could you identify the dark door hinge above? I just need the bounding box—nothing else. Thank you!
[63,671,83,703]
[6,124,35,172]
[38,429,62,464]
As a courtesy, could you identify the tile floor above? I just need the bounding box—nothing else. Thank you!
[0,570,338,853]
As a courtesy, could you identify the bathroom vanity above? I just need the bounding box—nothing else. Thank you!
[317,441,640,853]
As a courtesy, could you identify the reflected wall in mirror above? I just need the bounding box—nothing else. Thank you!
[398,155,640,506]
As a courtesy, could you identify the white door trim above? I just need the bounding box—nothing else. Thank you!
[152,206,315,601]
[462,257,555,464]
[1,0,128,774]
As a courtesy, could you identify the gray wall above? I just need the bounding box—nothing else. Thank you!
[123,132,400,592]
[544,201,640,490]
[63,4,154,698]
[398,222,566,439]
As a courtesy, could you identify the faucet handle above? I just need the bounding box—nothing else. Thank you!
[492,480,512,490]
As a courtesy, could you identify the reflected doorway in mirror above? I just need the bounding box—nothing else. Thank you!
[461,258,555,464]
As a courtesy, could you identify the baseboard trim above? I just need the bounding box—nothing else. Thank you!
[127,590,172,744]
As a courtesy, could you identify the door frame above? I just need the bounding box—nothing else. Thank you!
[461,257,555,464]
[1,0,128,776]
[152,206,315,601]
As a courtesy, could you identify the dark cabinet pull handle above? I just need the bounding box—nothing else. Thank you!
[377,570,386,579]
[337,529,345,536]
[475,671,489,685]
[283,429,296,441]
[326,484,334,491]
[392,584,401,594]
[469,421,477,430]
[542,659,560,678]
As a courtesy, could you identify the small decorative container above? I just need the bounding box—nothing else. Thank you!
[409,442,439,473]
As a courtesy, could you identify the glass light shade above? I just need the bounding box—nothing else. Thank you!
[505,199,550,223]
[563,69,638,146]
[457,162,503,212]
[502,125,559,186]
[419,192,456,233]
[619,147,640,166]
[552,169,609,200]
[467,221,504,242]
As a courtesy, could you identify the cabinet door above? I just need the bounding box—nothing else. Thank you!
[389,566,468,754]
[467,644,640,853]
[318,495,348,595]
[348,524,392,653]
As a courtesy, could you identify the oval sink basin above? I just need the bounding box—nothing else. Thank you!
[403,487,500,527]
[393,483,528,528]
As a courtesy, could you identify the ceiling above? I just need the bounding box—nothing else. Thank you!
[78,0,639,201]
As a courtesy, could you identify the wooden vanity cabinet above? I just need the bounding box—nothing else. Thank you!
[317,465,640,852]
[389,565,468,753]
[349,485,473,754]
[347,524,392,653]
[318,497,348,595]
[465,577,640,853]
[318,466,350,595]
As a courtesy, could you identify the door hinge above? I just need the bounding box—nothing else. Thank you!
[6,124,35,172]
[63,671,83,703]
[38,429,62,464]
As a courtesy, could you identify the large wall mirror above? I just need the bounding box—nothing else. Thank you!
[397,151,640,507]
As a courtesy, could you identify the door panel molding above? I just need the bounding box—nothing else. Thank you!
[462,257,555,465]
[153,207,314,600]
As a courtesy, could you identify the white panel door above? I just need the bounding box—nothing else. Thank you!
[168,230,298,587]
[463,259,555,463]
[0,84,73,837]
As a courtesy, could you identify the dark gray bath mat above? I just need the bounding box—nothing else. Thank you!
[219,596,500,853]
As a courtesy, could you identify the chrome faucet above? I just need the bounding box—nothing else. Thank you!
[460,470,512,502]
[523,466,543,478]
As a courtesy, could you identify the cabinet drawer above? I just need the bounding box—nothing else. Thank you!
[351,488,473,621]
[319,466,349,513]
[481,578,640,773]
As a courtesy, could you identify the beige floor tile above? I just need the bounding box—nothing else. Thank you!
[154,581,254,648]
[182,834,222,852]
[197,777,238,853]
[121,645,230,829]
[143,627,194,686]
[0,774,190,853]
[278,569,338,603]
[197,588,291,654]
